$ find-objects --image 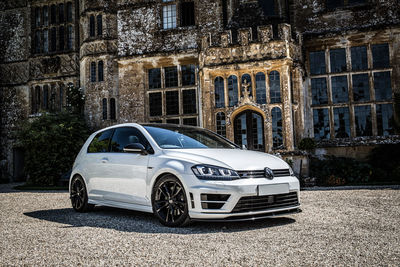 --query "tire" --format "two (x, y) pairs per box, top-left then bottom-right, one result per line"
(151, 175), (191, 227)
(70, 175), (94, 212)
